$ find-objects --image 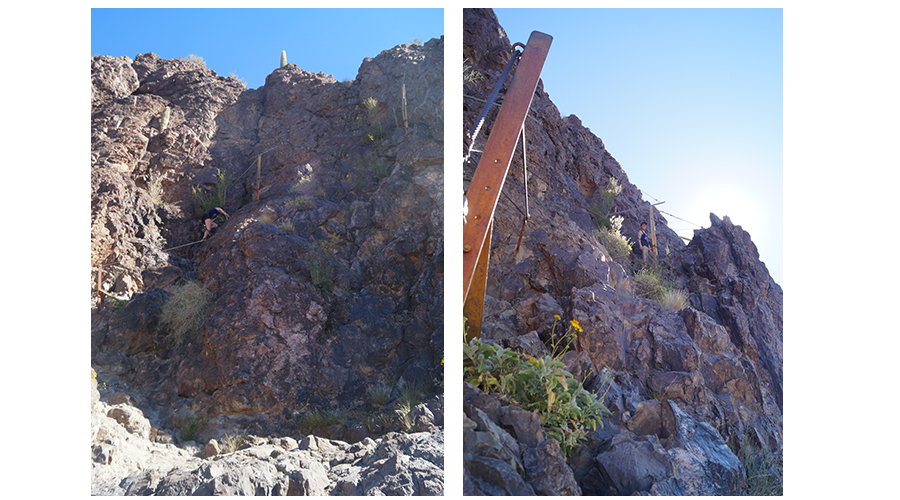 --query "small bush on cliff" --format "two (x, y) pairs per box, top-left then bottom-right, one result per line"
(192, 168), (230, 217)
(186, 54), (205, 66)
(295, 408), (347, 434)
(307, 235), (339, 291)
(228, 72), (246, 86)
(394, 401), (414, 432)
(741, 437), (783, 495)
(463, 60), (482, 87)
(179, 414), (208, 442)
(589, 179), (631, 263)
(367, 154), (389, 178)
(159, 280), (212, 347)
(220, 432), (247, 454)
(464, 333), (611, 457)
(660, 288), (688, 310)
(367, 382), (392, 408)
(591, 177), (623, 230)
(633, 264), (688, 310)
(360, 97), (385, 142)
(147, 170), (164, 205)
(594, 215), (633, 263)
